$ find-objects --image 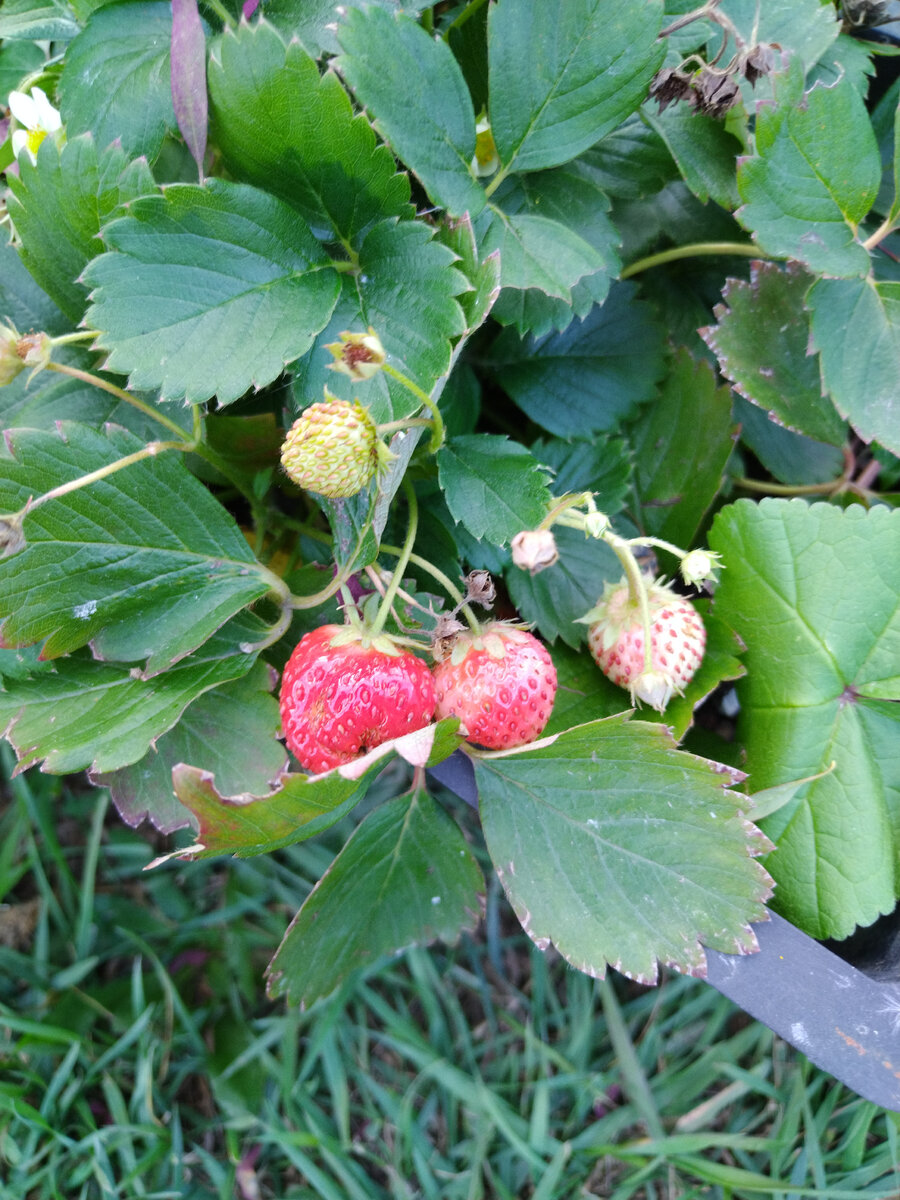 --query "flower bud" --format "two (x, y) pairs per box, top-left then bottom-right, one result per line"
(632, 669), (676, 713)
(0, 325), (24, 387)
(471, 117), (500, 177)
(325, 327), (386, 381)
(582, 509), (610, 538)
(511, 529), (559, 574)
(680, 548), (722, 588)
